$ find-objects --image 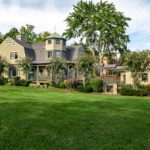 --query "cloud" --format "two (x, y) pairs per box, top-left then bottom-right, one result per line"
(0, 0), (150, 50)
(1, 0), (78, 11)
(0, 0), (69, 34)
